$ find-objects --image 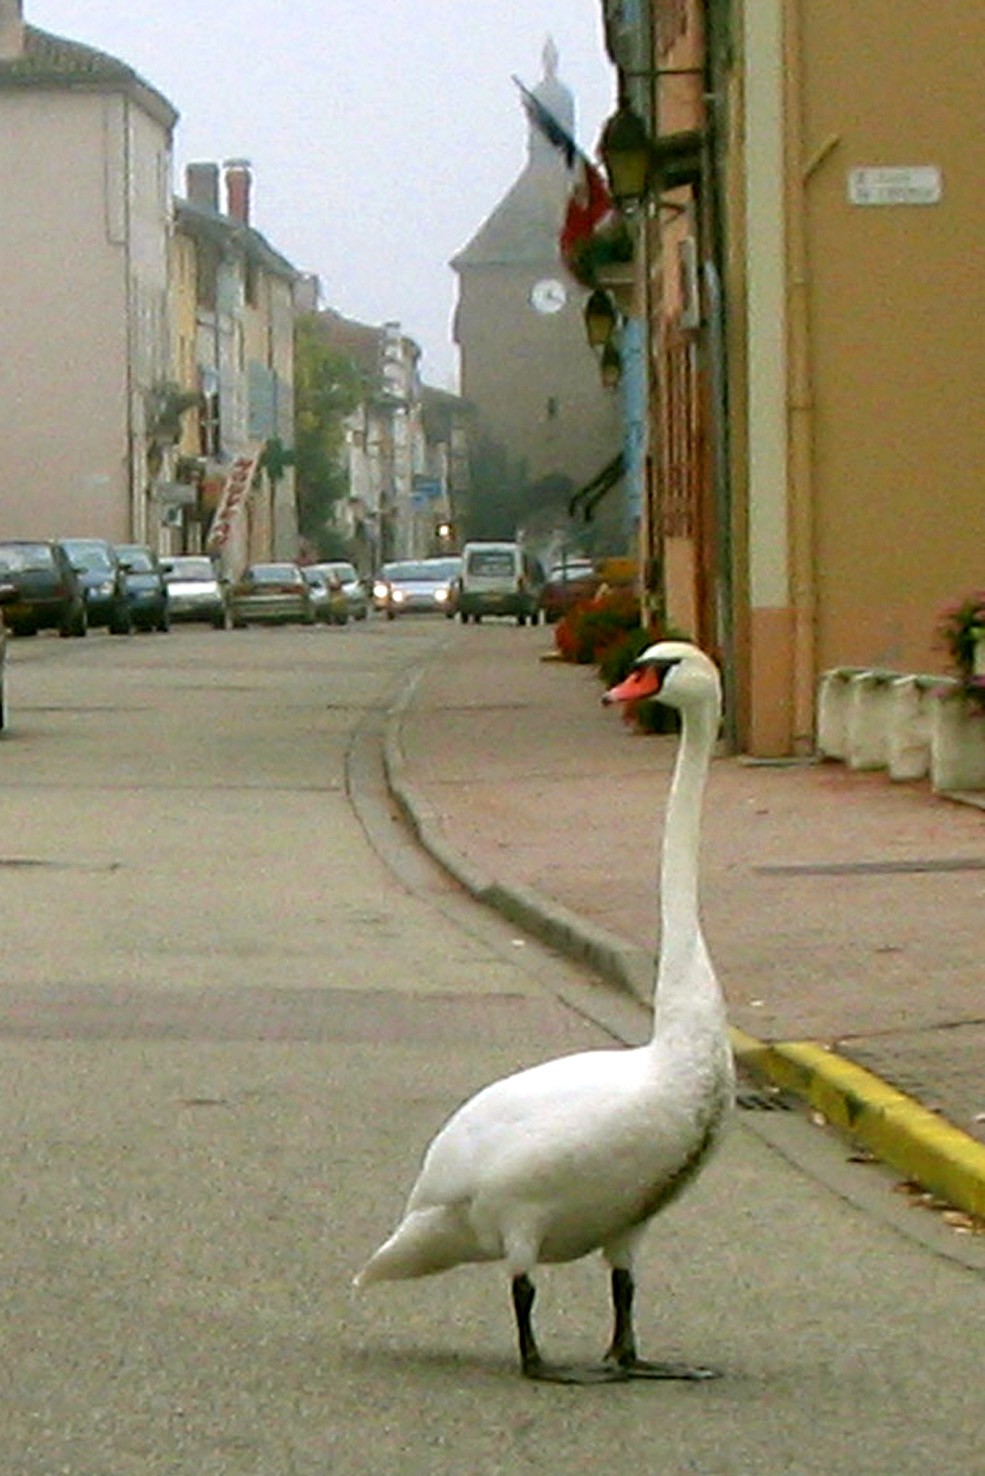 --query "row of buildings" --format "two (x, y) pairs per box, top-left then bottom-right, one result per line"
(7, 0), (976, 761)
(0, 1), (466, 580)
